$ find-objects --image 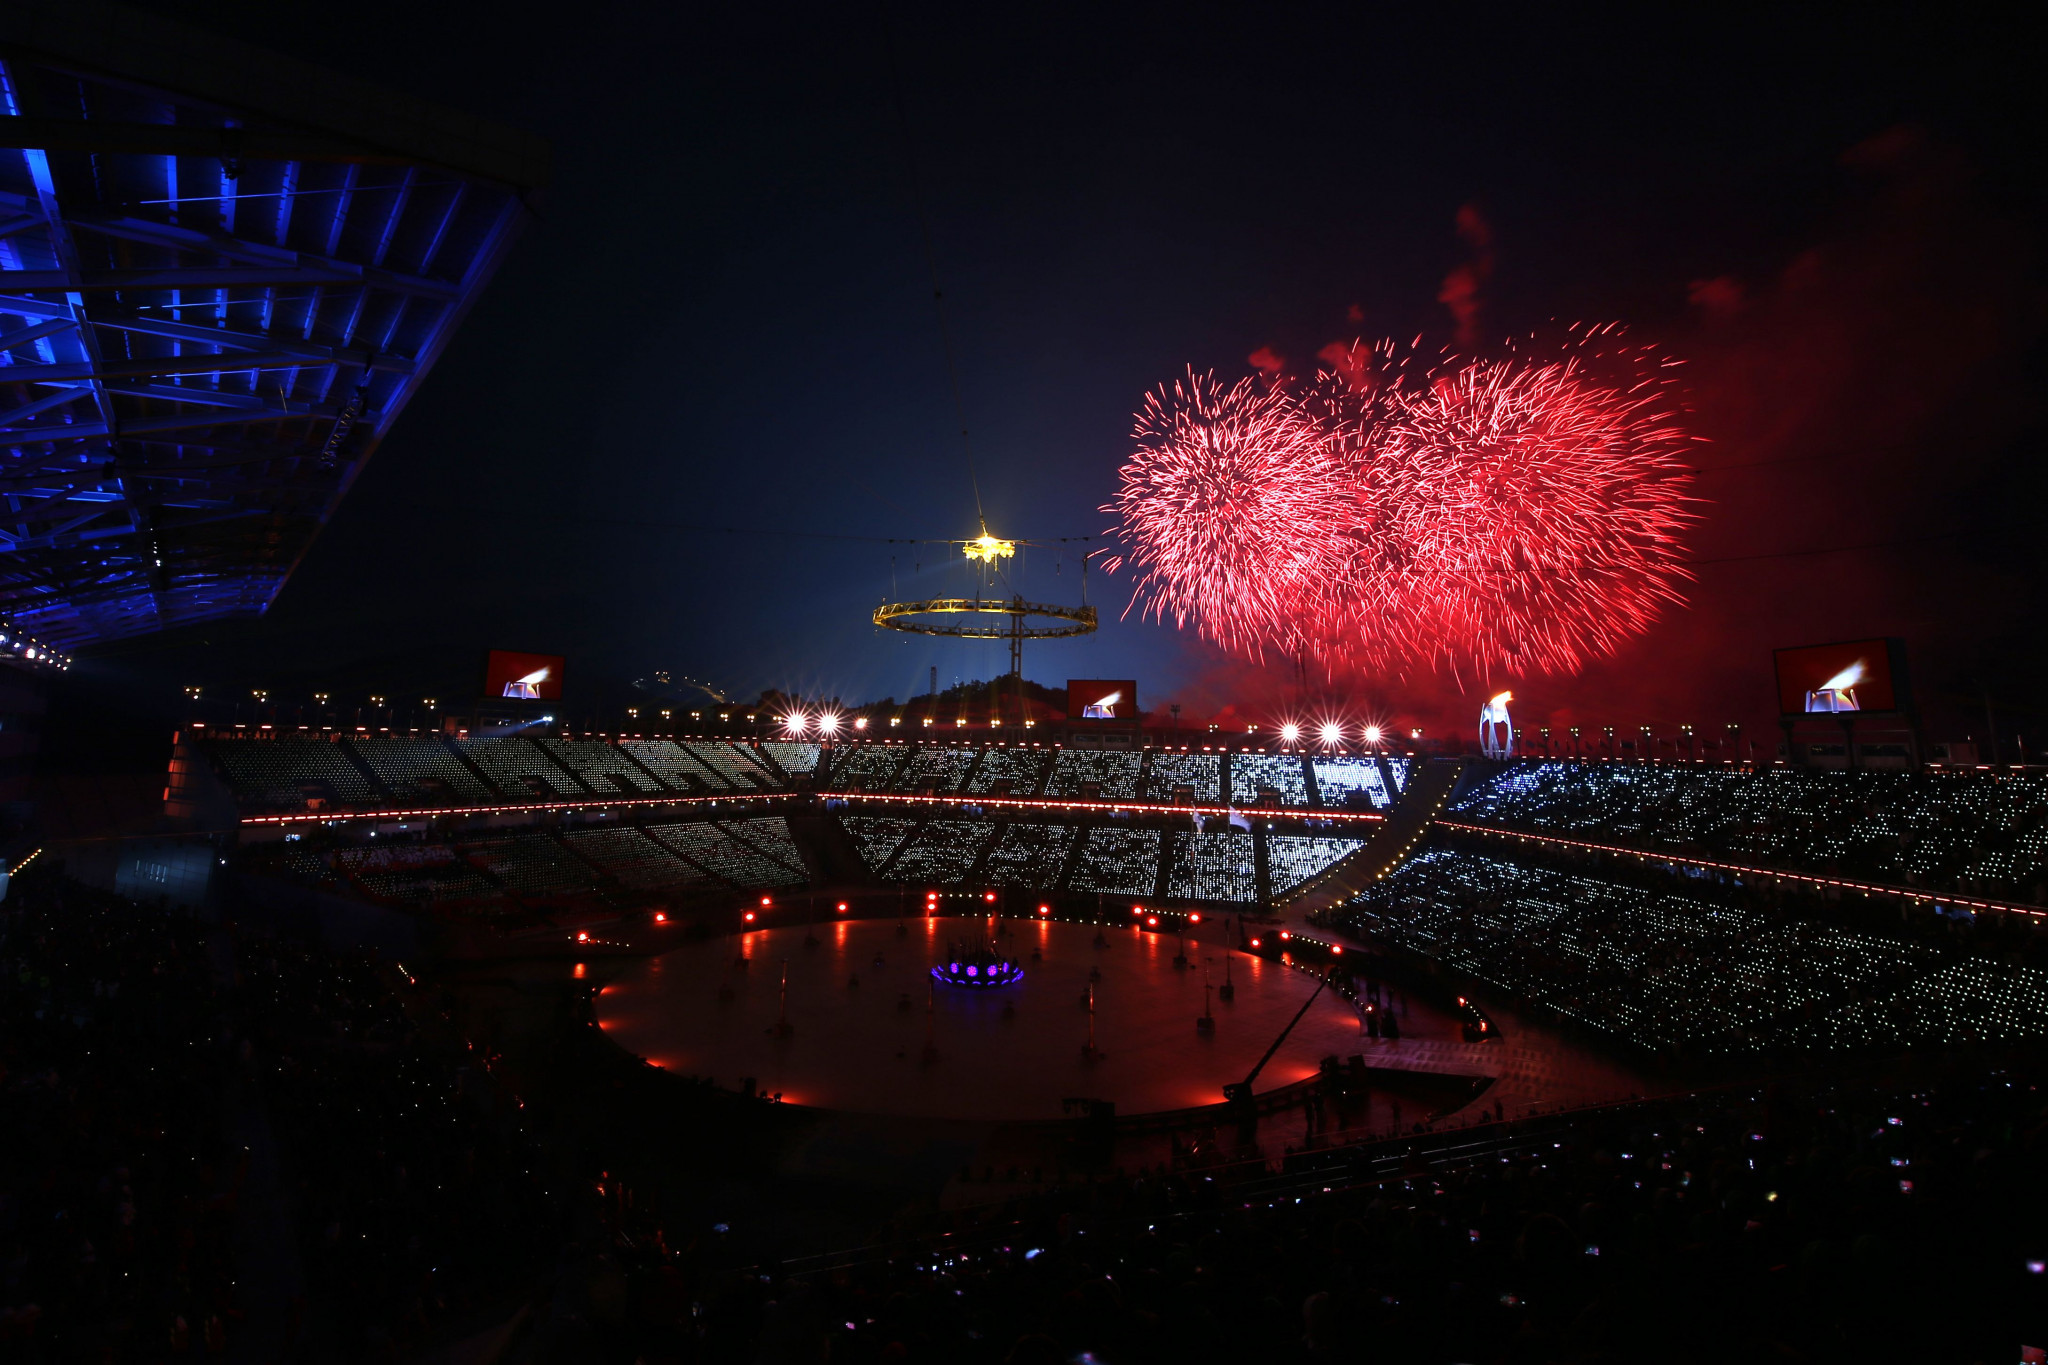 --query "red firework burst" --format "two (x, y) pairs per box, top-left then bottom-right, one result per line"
(1110, 369), (1353, 659)
(1107, 327), (1698, 680)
